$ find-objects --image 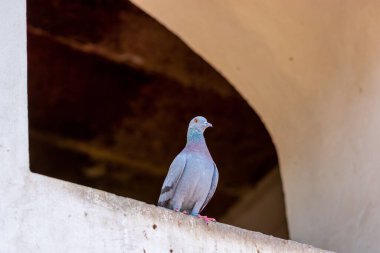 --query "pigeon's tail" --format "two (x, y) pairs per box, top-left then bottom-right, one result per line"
(157, 200), (169, 208)
(157, 186), (173, 207)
